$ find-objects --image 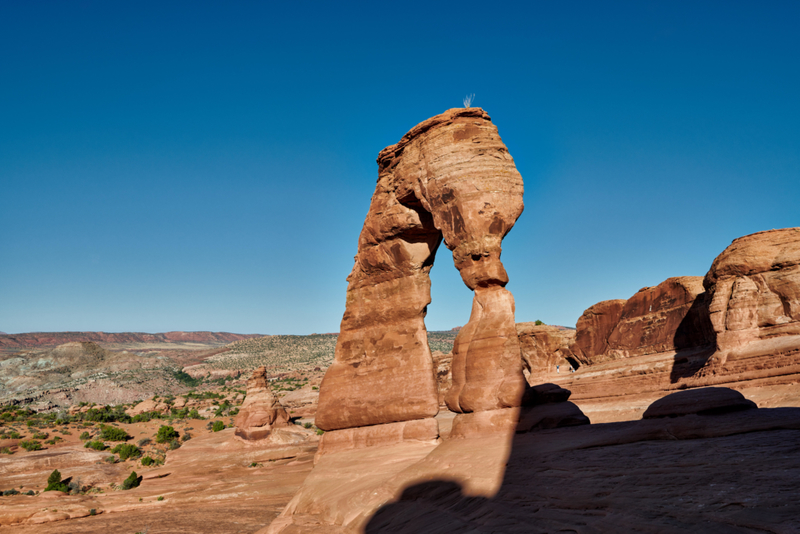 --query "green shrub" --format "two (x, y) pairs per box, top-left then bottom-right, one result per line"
(79, 431), (91, 441)
(45, 469), (69, 492)
(168, 439), (181, 450)
(303, 422), (312, 429)
(20, 440), (42, 451)
(188, 409), (201, 419)
(8, 431), (21, 439)
(98, 425), (130, 442)
(211, 421), (225, 432)
(0, 447), (12, 455)
(138, 438), (151, 447)
(140, 456), (154, 466)
(111, 444), (142, 461)
(535, 319), (544, 326)
(316, 429), (324, 435)
(120, 471), (141, 490)
(3, 489), (20, 496)
(31, 431), (48, 440)
(85, 440), (107, 451)
(157, 495), (164, 501)
(155, 425), (179, 443)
